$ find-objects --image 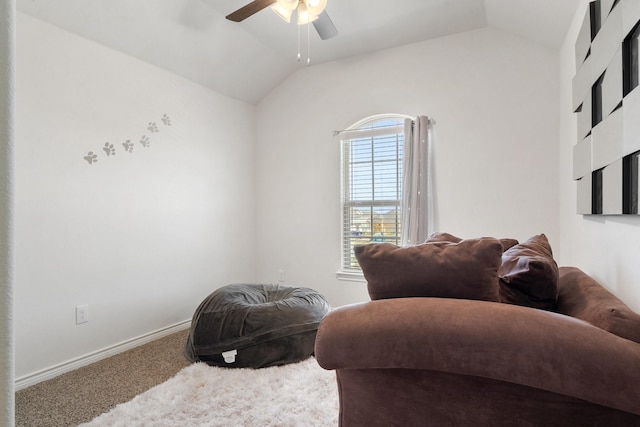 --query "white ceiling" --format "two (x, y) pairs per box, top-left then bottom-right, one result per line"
(17, 0), (582, 104)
